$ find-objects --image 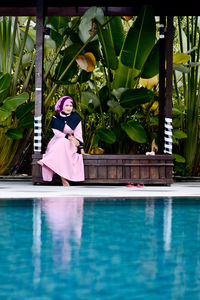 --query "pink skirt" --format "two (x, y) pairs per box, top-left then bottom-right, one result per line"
(41, 136), (85, 182)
